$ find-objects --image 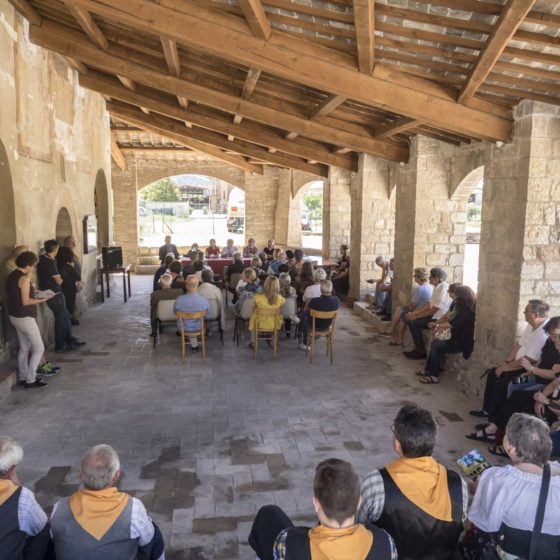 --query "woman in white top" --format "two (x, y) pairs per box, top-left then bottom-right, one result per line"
(302, 268), (327, 303)
(464, 413), (560, 560)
